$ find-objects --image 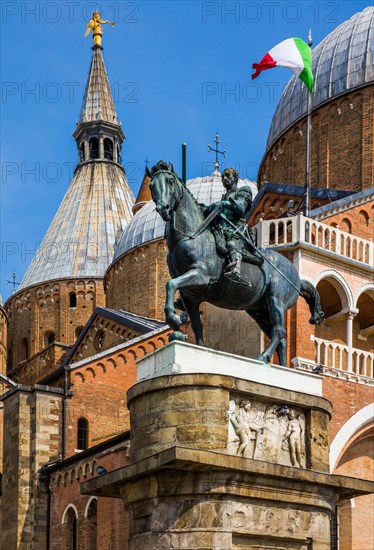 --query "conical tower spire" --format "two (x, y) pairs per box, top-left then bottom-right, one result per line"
(18, 23), (133, 292)
(80, 46), (118, 125)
